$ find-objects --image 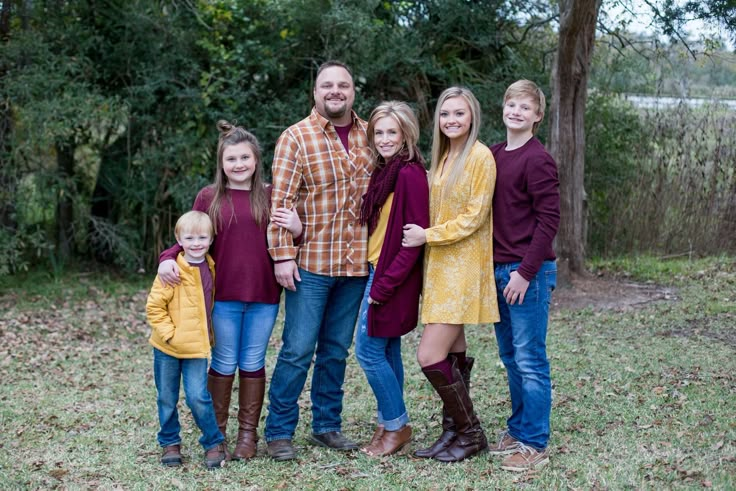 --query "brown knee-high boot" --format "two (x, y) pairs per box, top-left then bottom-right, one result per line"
(423, 360), (487, 463)
(232, 376), (265, 460)
(415, 356), (475, 458)
(208, 373), (234, 460)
